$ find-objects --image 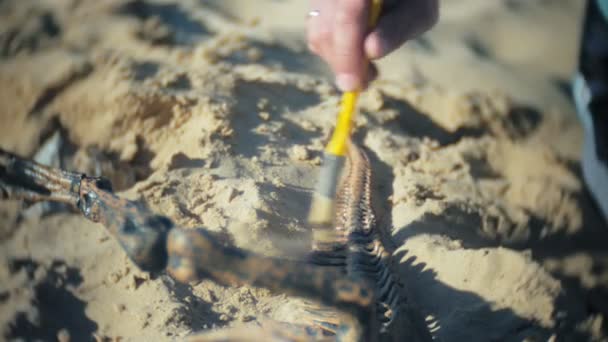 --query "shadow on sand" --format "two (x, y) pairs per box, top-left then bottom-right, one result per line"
(355, 93), (607, 340)
(6, 259), (98, 341)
